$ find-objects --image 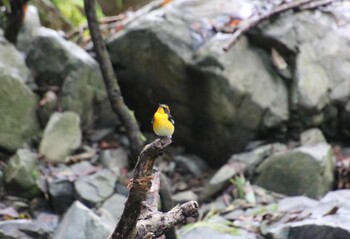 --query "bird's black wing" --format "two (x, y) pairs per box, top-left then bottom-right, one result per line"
(168, 114), (175, 125)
